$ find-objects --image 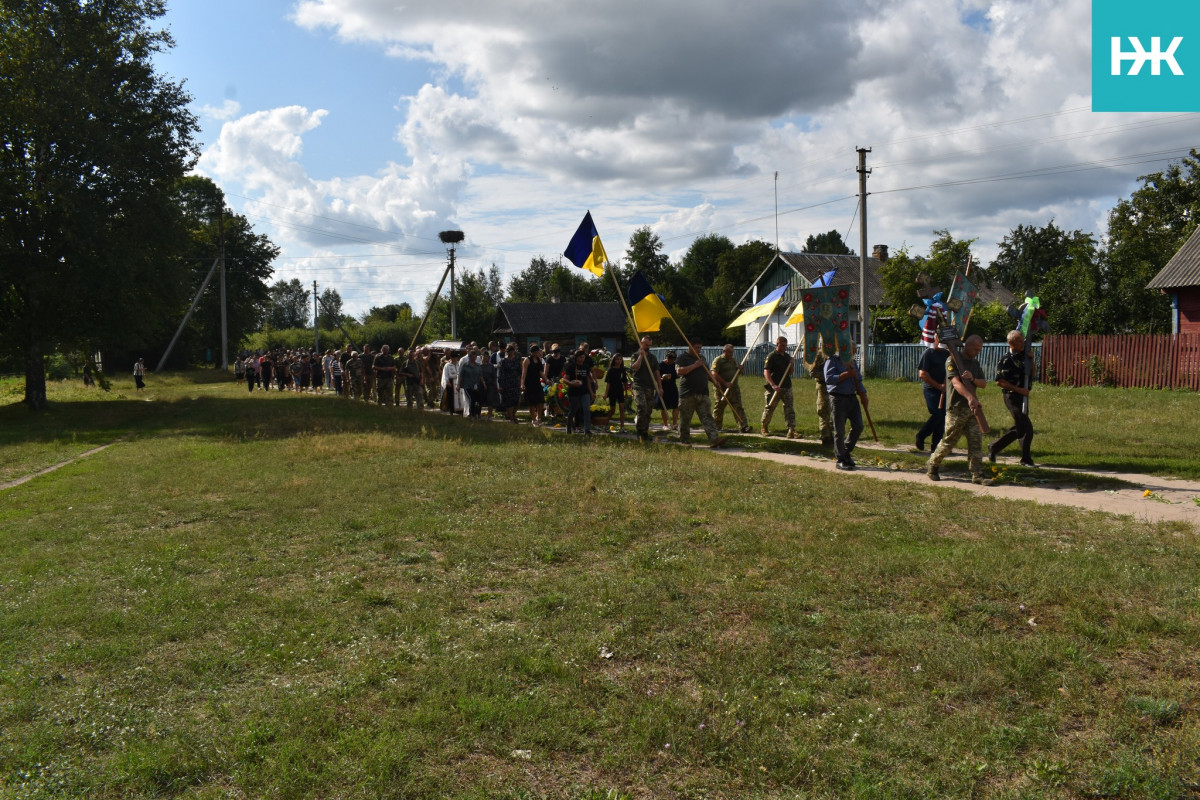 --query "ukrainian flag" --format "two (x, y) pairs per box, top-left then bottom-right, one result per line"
(564, 211), (608, 277)
(627, 271), (672, 333)
(727, 282), (788, 328)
